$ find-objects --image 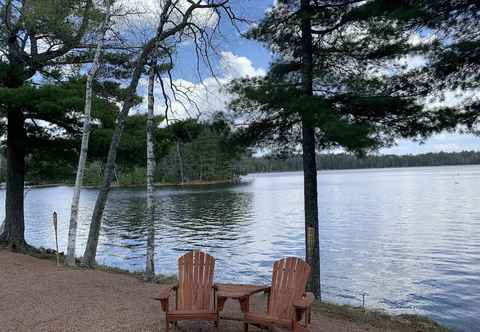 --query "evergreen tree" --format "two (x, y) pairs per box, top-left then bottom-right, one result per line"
(0, 0), (98, 249)
(229, 0), (460, 298)
(400, 1), (480, 130)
